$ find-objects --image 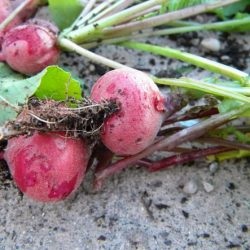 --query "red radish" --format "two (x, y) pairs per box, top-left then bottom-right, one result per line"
(1, 22), (60, 75)
(90, 68), (165, 155)
(3, 132), (89, 202)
